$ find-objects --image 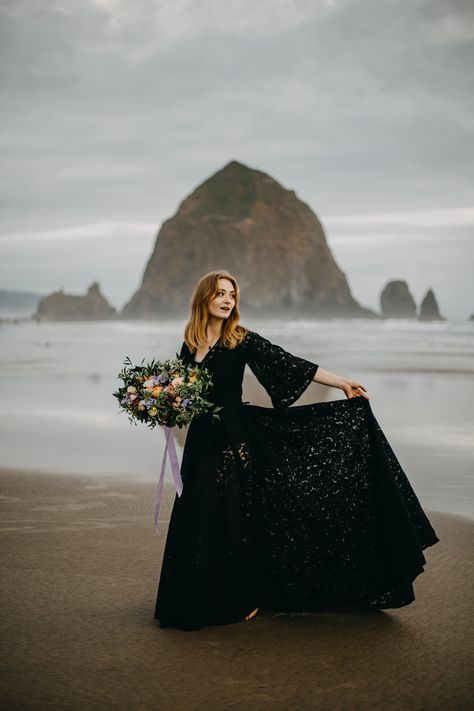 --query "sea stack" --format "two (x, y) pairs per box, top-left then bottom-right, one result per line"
(120, 160), (377, 319)
(34, 282), (117, 321)
(380, 280), (417, 319)
(418, 288), (446, 321)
